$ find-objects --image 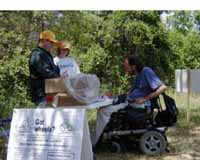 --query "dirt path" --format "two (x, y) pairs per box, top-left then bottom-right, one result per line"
(95, 125), (200, 160)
